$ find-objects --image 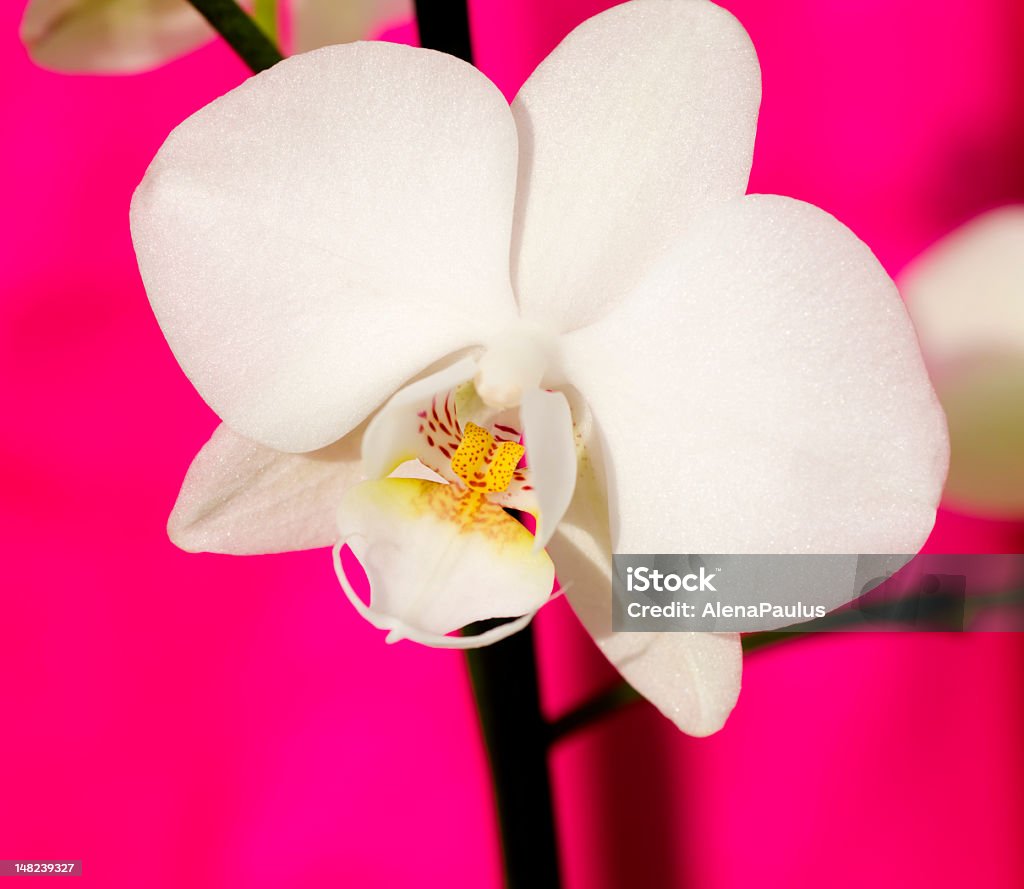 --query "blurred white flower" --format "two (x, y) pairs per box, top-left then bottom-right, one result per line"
(901, 207), (1024, 515)
(20, 0), (410, 74)
(131, 0), (947, 734)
